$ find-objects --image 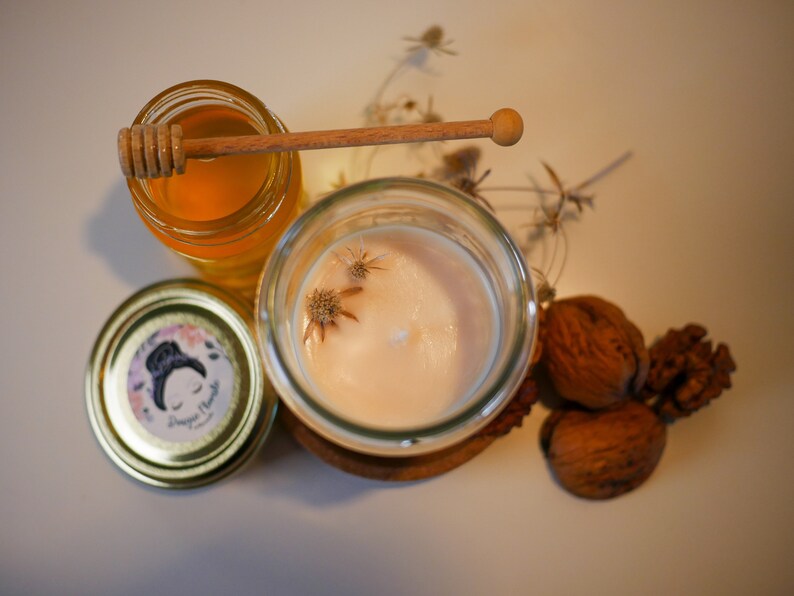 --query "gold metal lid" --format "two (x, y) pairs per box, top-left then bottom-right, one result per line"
(86, 279), (275, 488)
